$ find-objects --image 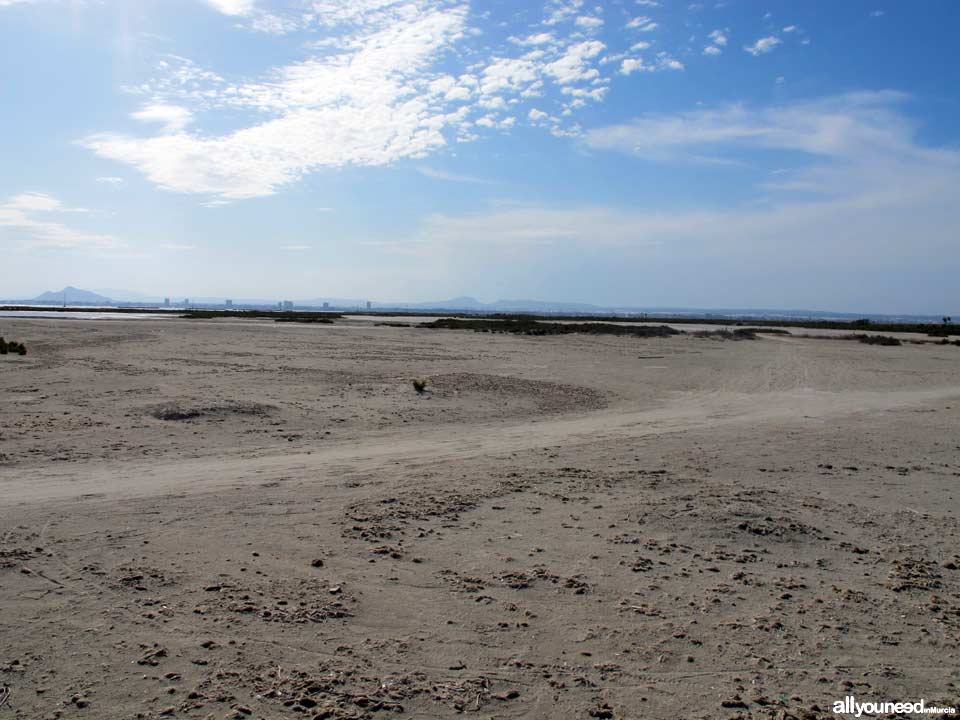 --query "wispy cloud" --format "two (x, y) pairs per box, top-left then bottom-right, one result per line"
(583, 92), (922, 166)
(131, 103), (193, 134)
(625, 16), (658, 32)
(82, 0), (623, 199)
(744, 36), (782, 56)
(417, 166), (492, 184)
(204, 0), (254, 16)
(0, 192), (123, 250)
